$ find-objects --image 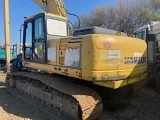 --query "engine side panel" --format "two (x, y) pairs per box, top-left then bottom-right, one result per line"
(23, 34), (147, 89)
(81, 34), (147, 81)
